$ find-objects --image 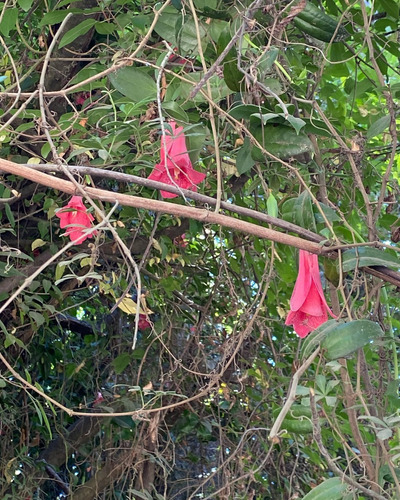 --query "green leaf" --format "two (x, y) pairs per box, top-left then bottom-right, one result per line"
(42, 279), (52, 293)
(172, 71), (232, 105)
(154, 7), (206, 54)
(18, 0), (33, 11)
(194, 0), (217, 9)
(322, 319), (383, 360)
(303, 118), (336, 136)
(95, 20), (116, 35)
(112, 415), (137, 429)
(300, 320), (339, 360)
(367, 115), (391, 139)
(236, 137), (255, 175)
(300, 478), (347, 500)
(0, 262), (23, 278)
(282, 192), (317, 232)
(223, 59), (243, 92)
(253, 112), (280, 125)
(55, 263), (66, 282)
(0, 8), (18, 36)
(380, 0), (399, 18)
(126, 490), (153, 500)
(163, 101), (188, 122)
(314, 202), (341, 223)
(267, 192), (278, 218)
(0, 320), (7, 336)
(376, 428), (393, 441)
(4, 332), (24, 349)
(109, 67), (156, 103)
(274, 405), (315, 434)
(38, 10), (71, 27)
(30, 393), (52, 439)
(342, 247), (400, 272)
(185, 123), (208, 164)
(32, 238), (46, 251)
(5, 203), (15, 228)
(251, 125), (313, 160)
(229, 104), (268, 120)
(260, 47), (279, 71)
(112, 353), (131, 374)
(218, 30), (243, 92)
(30, 311), (46, 328)
(285, 115), (306, 134)
(58, 19), (97, 49)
